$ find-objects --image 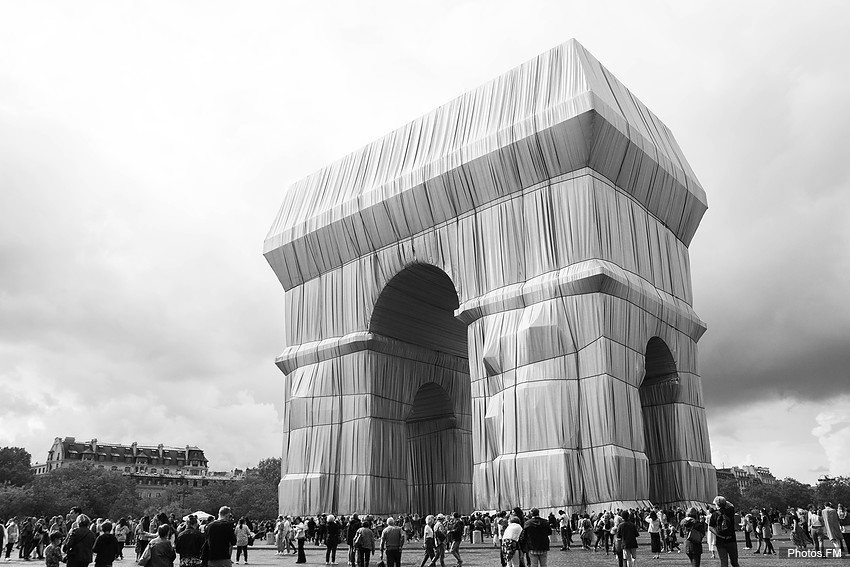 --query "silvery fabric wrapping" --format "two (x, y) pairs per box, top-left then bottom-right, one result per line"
(265, 39), (716, 515)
